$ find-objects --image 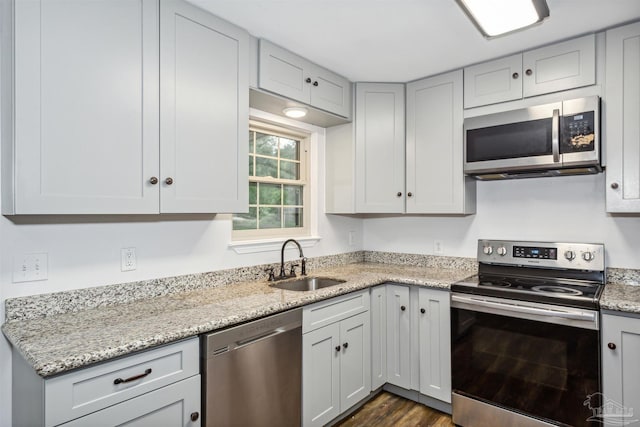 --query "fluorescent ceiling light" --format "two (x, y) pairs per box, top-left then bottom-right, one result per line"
(282, 107), (308, 118)
(457, 0), (550, 38)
